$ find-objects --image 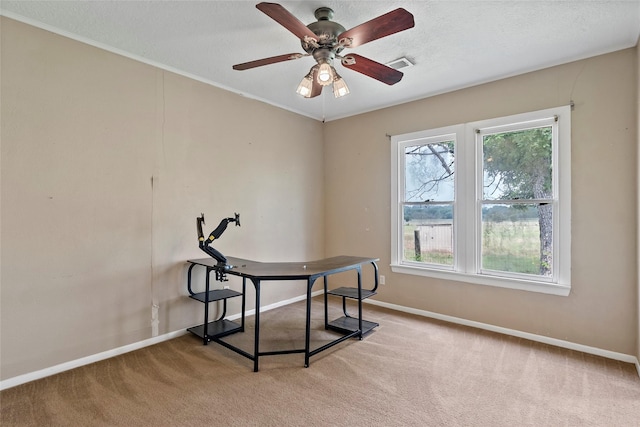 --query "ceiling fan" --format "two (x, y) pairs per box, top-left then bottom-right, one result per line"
(232, 2), (415, 99)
